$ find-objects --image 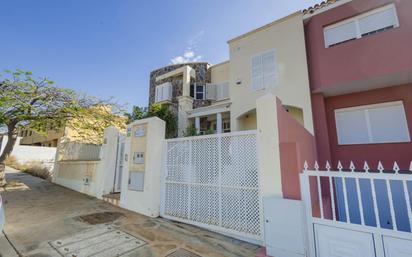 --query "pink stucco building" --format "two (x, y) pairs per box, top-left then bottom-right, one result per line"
(304, 0), (412, 170)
